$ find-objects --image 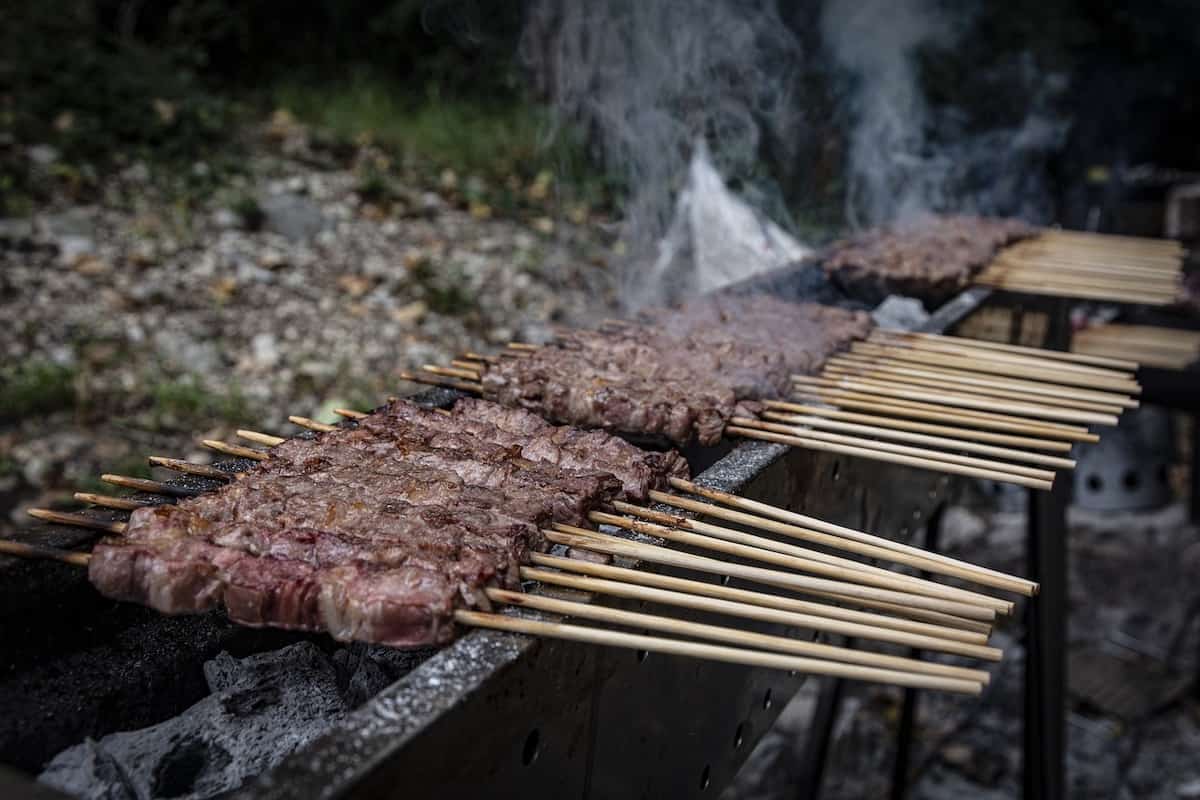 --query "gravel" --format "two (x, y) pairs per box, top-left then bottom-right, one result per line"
(0, 129), (619, 524)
